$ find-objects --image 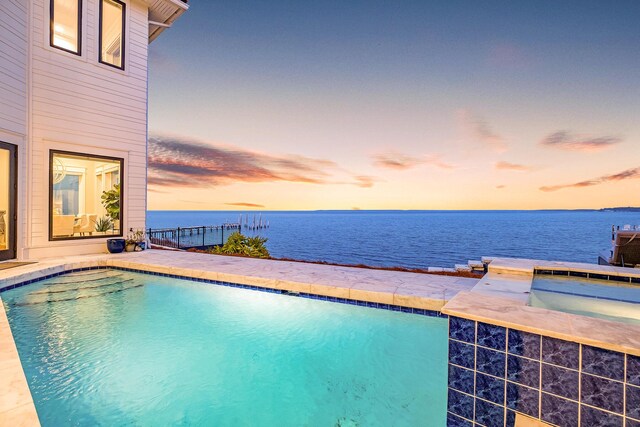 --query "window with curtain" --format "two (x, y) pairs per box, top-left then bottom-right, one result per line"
(50, 0), (81, 54)
(100, 0), (125, 69)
